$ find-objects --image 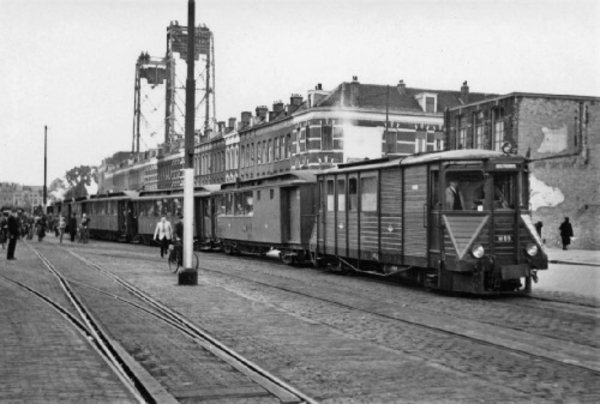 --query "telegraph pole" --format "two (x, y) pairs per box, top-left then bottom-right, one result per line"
(178, 0), (198, 285)
(43, 125), (47, 213)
